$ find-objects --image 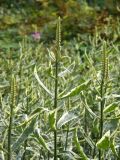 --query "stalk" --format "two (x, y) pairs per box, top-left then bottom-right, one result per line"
(54, 58), (58, 160)
(18, 45), (22, 104)
(98, 79), (104, 160)
(8, 76), (16, 160)
(54, 17), (61, 160)
(99, 79), (105, 139)
(8, 107), (13, 160)
(99, 41), (108, 160)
